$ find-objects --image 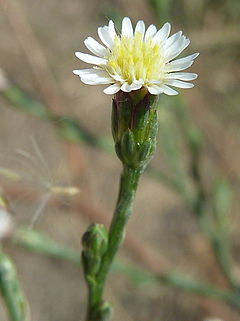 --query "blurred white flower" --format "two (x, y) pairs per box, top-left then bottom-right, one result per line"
(0, 68), (10, 91)
(73, 17), (199, 95)
(0, 201), (13, 239)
